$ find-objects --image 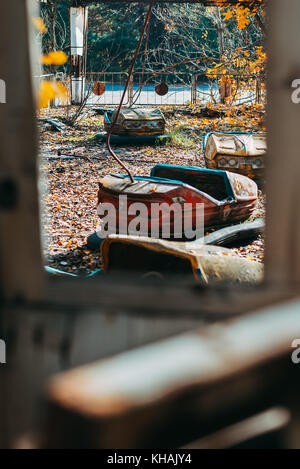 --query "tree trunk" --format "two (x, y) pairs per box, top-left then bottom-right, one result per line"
(47, 0), (60, 75)
(216, 7), (224, 60)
